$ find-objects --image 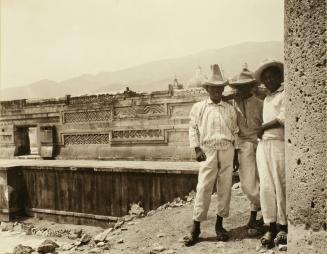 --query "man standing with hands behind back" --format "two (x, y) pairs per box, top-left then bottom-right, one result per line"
(184, 64), (239, 246)
(229, 65), (263, 236)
